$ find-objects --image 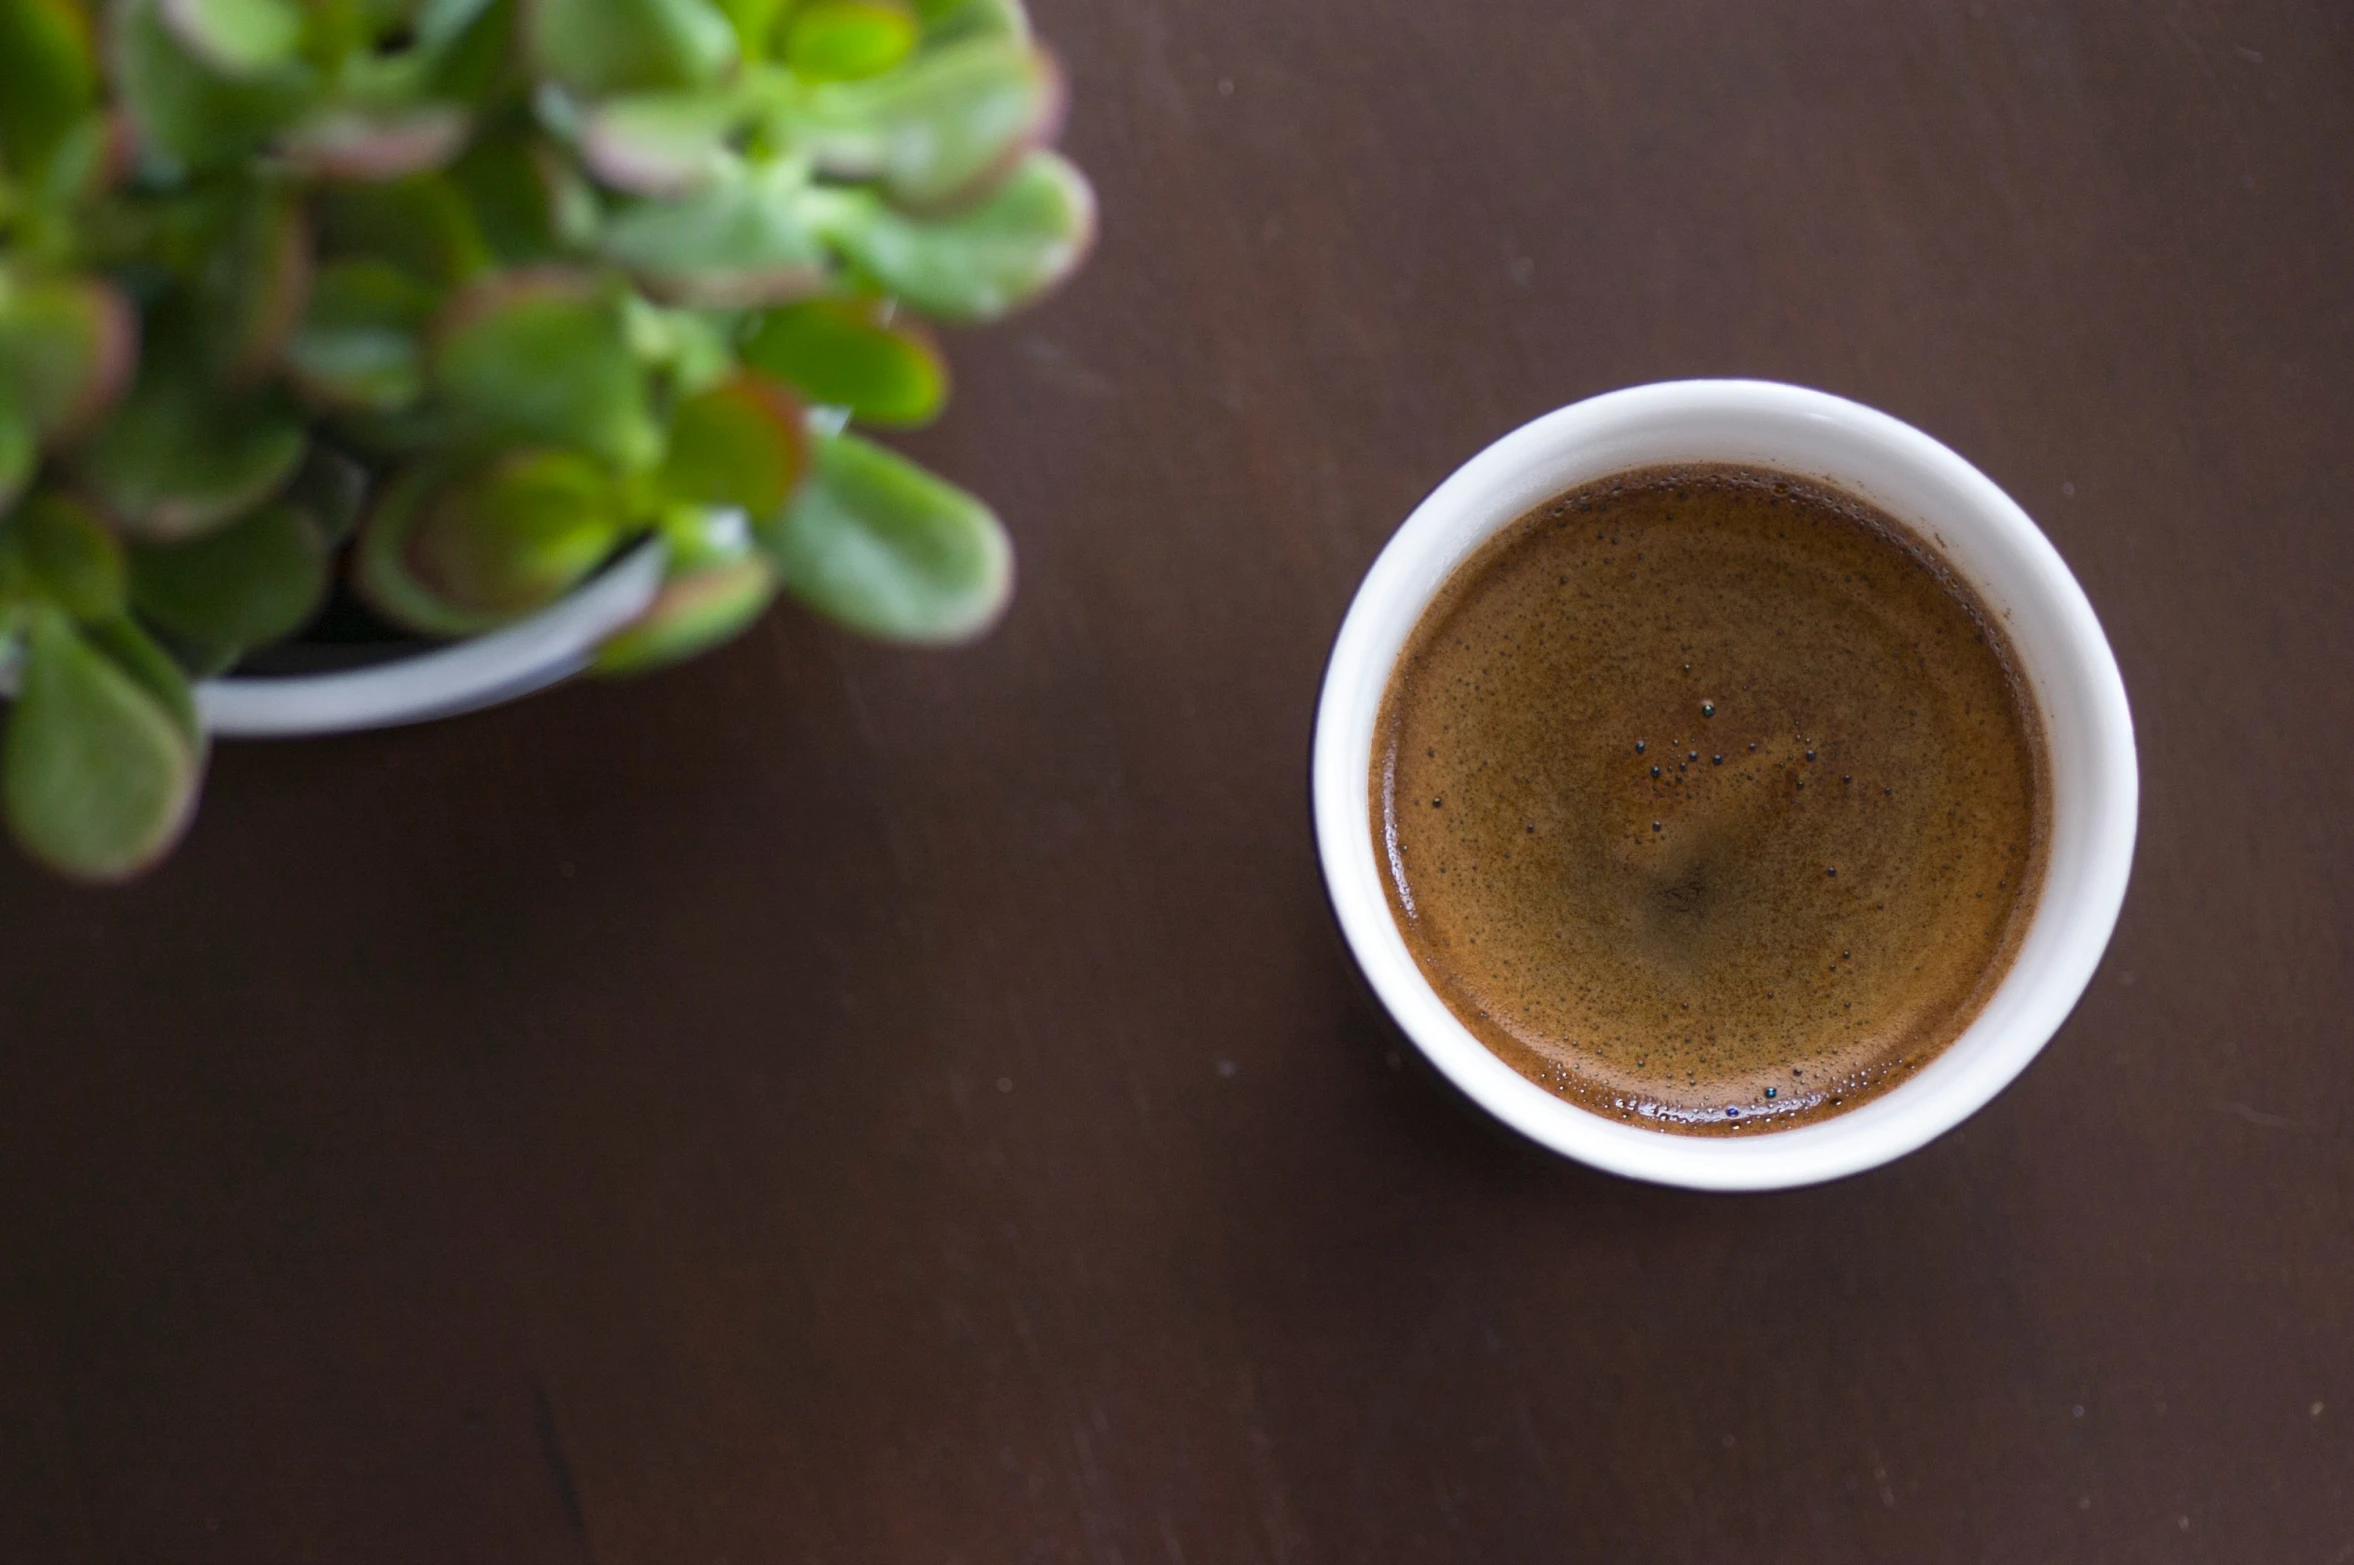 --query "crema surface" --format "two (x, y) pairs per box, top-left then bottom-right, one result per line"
(1374, 466), (2048, 1133)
